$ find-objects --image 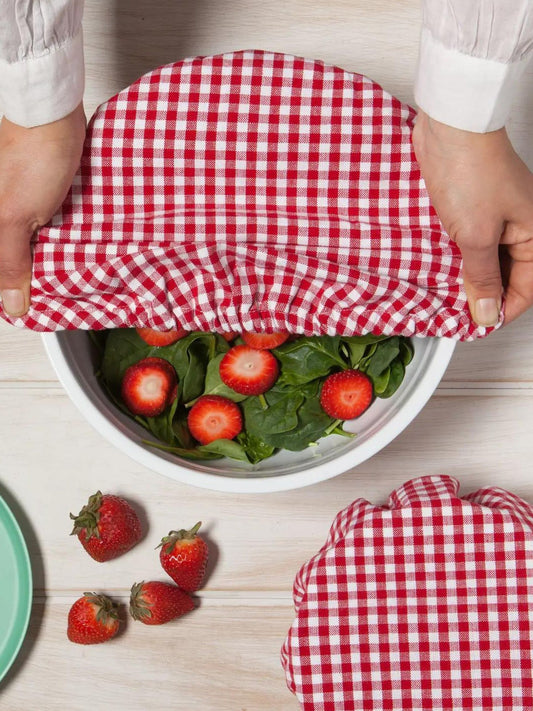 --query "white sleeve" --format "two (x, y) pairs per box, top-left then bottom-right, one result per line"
(0, 0), (85, 128)
(414, 0), (533, 132)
